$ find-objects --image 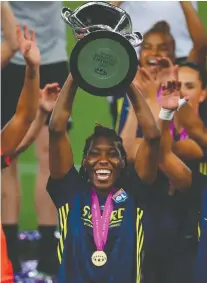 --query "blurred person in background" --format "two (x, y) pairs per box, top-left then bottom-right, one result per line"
(175, 63), (207, 283)
(1, 1), (68, 279)
(11, 83), (60, 282)
(114, 1), (207, 281)
(112, 1), (206, 128)
(118, 62), (206, 283)
(117, 52), (207, 283)
(1, 20), (40, 282)
(112, 0), (198, 61)
(1, 1), (19, 68)
(116, 1), (207, 136)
